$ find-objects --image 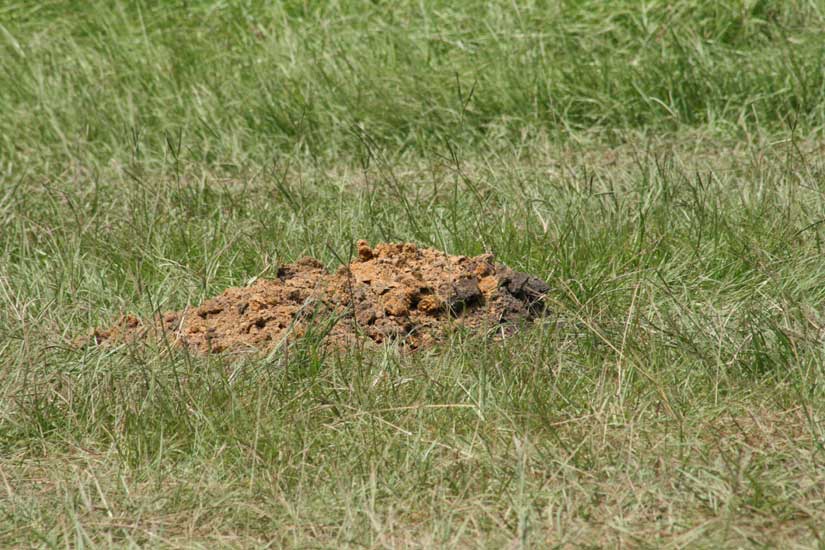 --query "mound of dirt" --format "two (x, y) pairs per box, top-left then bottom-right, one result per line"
(92, 241), (551, 354)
